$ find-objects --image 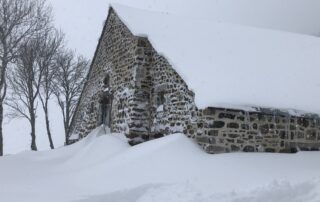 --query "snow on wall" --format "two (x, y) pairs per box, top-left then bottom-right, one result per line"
(112, 4), (320, 115)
